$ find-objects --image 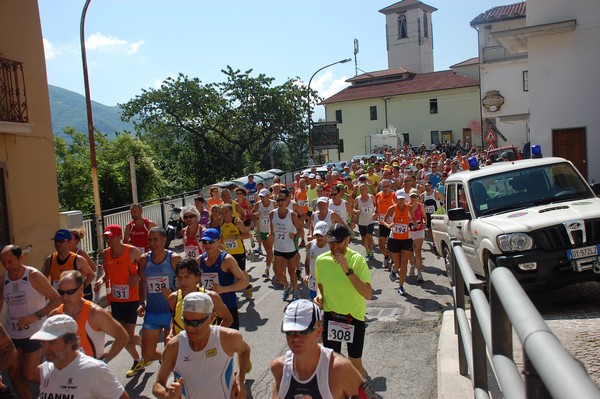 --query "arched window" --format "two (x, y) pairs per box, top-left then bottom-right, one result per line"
(398, 13), (407, 39)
